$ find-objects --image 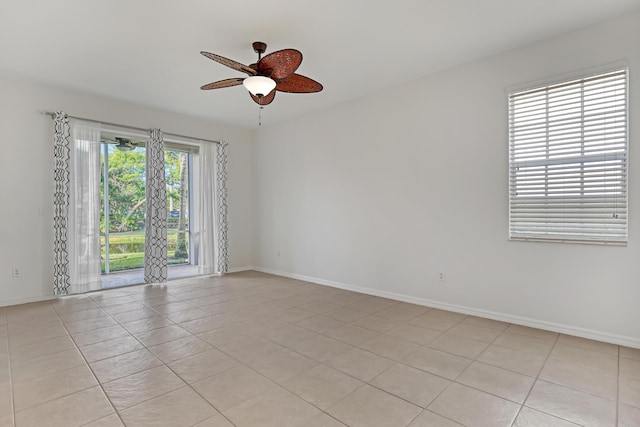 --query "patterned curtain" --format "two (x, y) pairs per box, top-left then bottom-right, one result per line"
(144, 129), (168, 283)
(216, 141), (229, 273)
(53, 112), (71, 295)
